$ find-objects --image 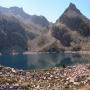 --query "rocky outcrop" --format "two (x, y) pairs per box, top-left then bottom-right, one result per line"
(56, 3), (90, 37)
(51, 3), (90, 51)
